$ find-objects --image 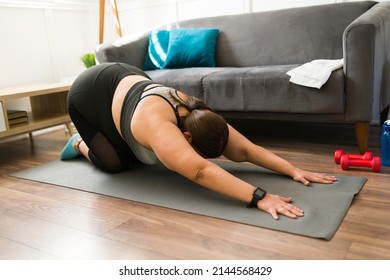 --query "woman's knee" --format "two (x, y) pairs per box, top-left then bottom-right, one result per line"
(101, 162), (128, 174)
(88, 152), (128, 173)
